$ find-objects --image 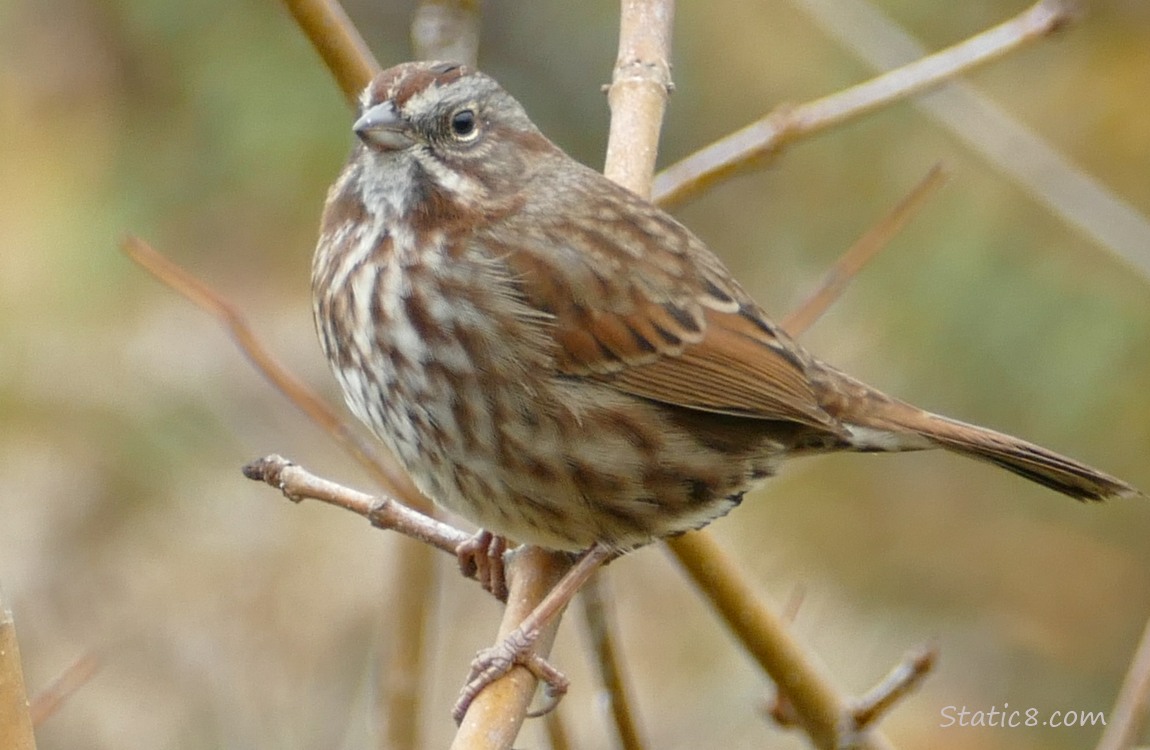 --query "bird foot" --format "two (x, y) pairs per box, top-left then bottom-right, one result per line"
(452, 625), (569, 724)
(456, 530), (509, 601)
